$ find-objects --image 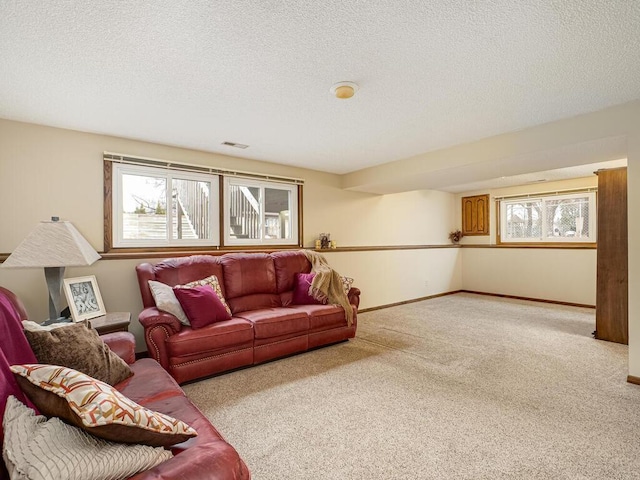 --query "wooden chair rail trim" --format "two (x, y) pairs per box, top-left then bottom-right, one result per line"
(1, 242), (600, 263)
(462, 244), (596, 249)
